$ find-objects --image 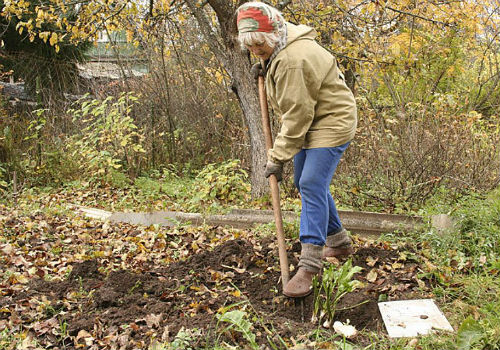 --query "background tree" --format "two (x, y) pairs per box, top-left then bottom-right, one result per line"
(0, 0), (90, 104)
(1, 0), (499, 208)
